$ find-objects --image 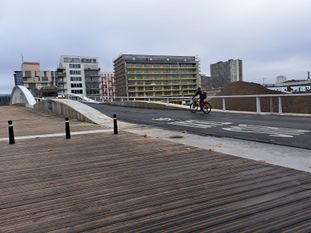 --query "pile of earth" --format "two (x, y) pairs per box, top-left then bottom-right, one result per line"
(209, 81), (311, 113)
